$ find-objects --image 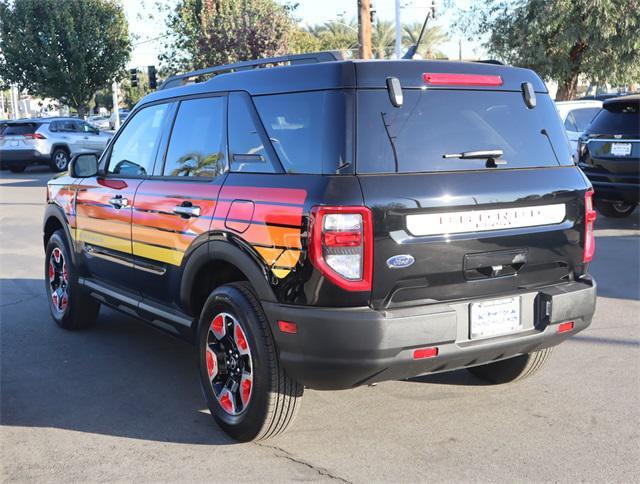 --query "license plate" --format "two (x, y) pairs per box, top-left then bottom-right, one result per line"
(470, 297), (521, 339)
(611, 142), (632, 157)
